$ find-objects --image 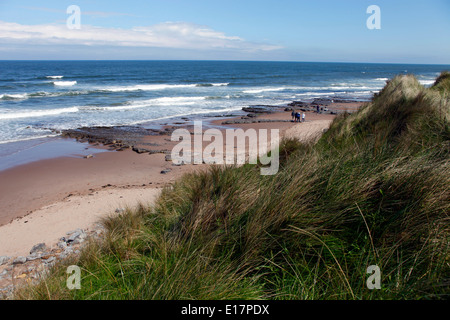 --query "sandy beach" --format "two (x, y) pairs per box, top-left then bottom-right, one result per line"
(0, 101), (362, 295)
